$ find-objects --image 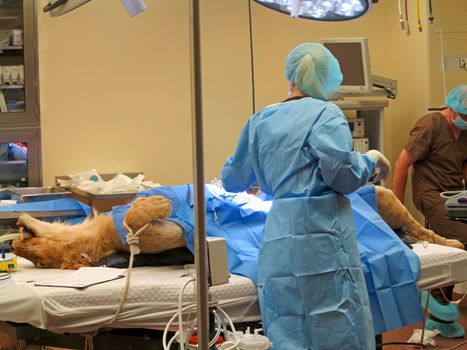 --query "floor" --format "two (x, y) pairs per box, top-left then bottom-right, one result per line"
(382, 292), (467, 349)
(1, 295), (467, 350)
